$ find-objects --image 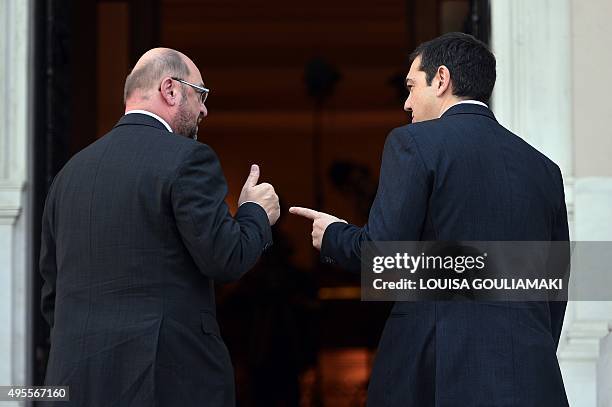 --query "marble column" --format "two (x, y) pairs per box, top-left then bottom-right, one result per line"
(599, 323), (612, 407)
(0, 0), (32, 403)
(490, 0), (572, 178)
